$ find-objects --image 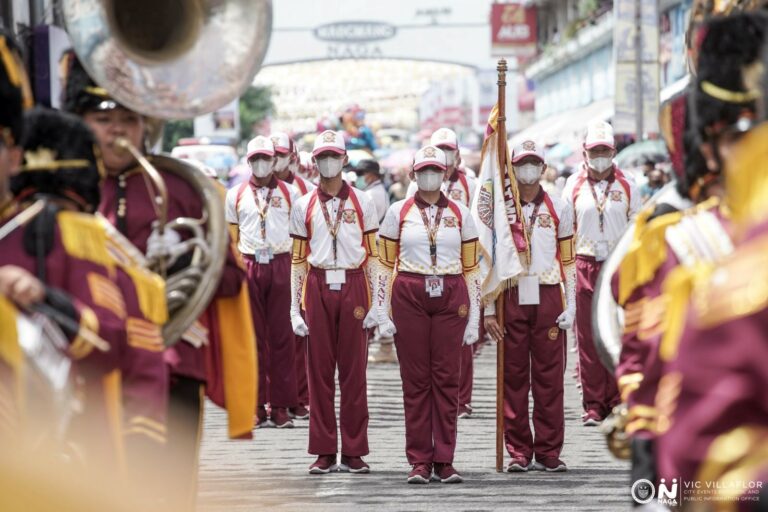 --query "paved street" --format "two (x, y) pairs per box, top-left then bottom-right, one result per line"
(198, 342), (631, 511)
